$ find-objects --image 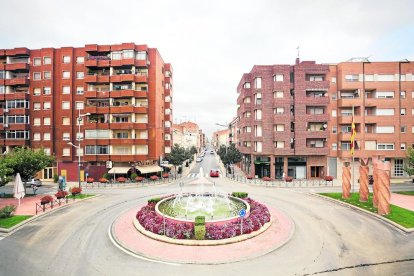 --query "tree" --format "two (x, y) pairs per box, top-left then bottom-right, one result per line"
(404, 146), (414, 176)
(217, 145), (227, 160)
(223, 143), (243, 166)
(190, 146), (198, 155)
(0, 162), (13, 187)
(2, 147), (54, 187)
(165, 144), (187, 179)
